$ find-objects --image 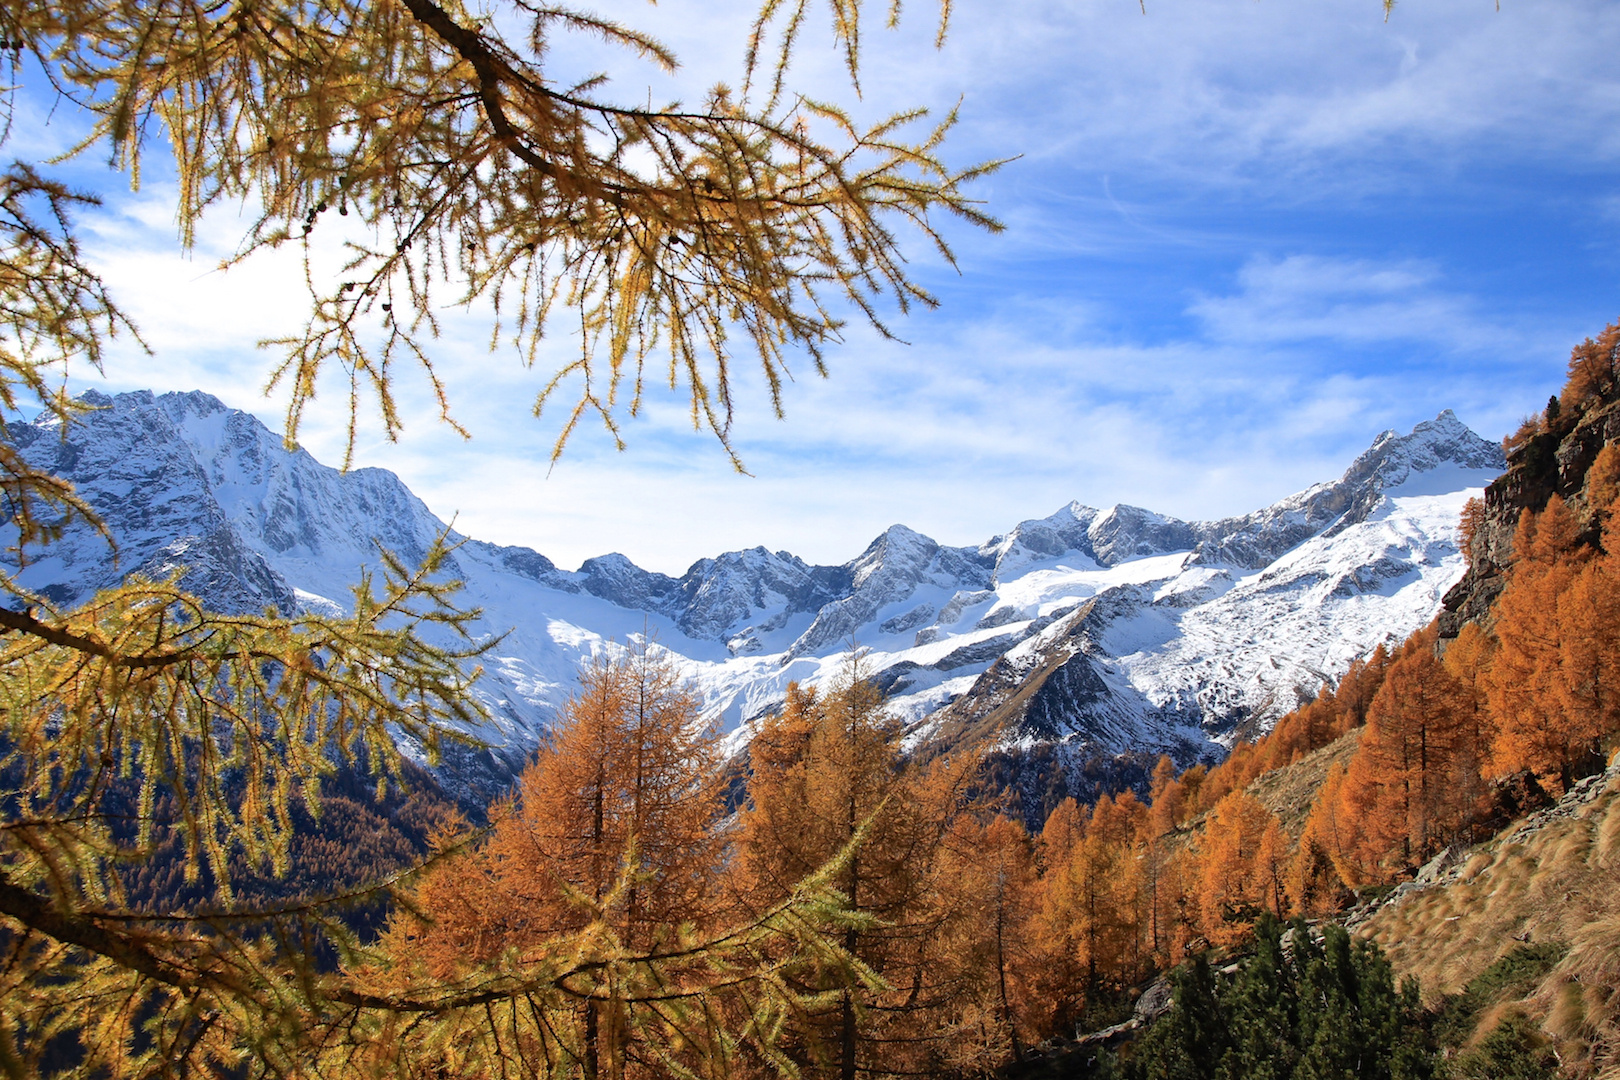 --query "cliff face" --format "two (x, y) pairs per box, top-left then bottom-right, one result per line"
(1440, 393), (1620, 638)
